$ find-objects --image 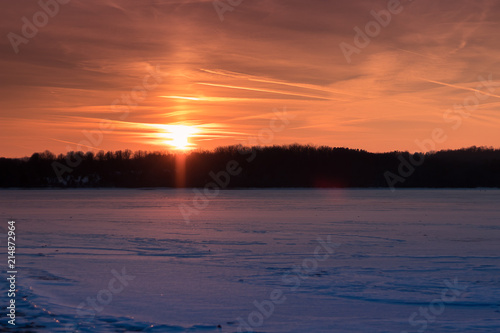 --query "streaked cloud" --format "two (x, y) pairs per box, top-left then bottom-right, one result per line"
(1, 0), (499, 156)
